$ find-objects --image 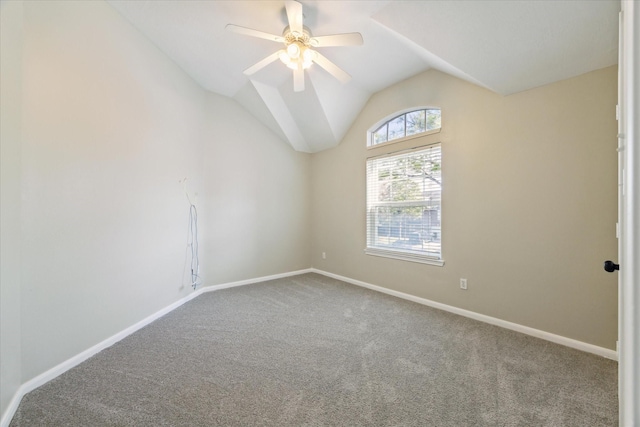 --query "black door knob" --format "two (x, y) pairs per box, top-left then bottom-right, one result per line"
(604, 260), (619, 273)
